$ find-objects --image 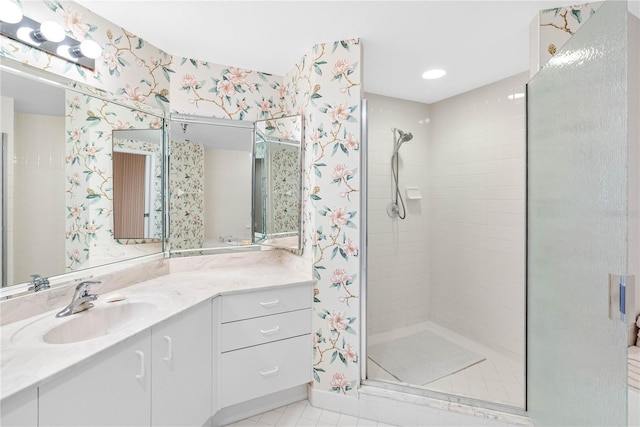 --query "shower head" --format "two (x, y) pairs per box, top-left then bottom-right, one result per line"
(397, 129), (413, 143)
(393, 128), (413, 154)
